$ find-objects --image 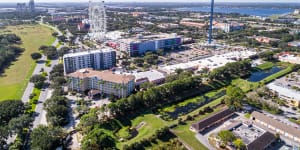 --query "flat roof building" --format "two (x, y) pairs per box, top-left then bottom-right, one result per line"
(119, 33), (182, 56)
(267, 82), (300, 107)
(63, 48), (116, 74)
